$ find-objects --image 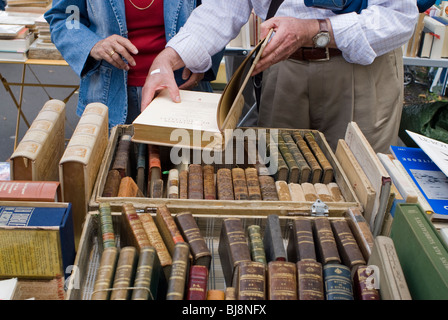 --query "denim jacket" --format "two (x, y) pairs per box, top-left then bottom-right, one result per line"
(45, 0), (223, 128)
